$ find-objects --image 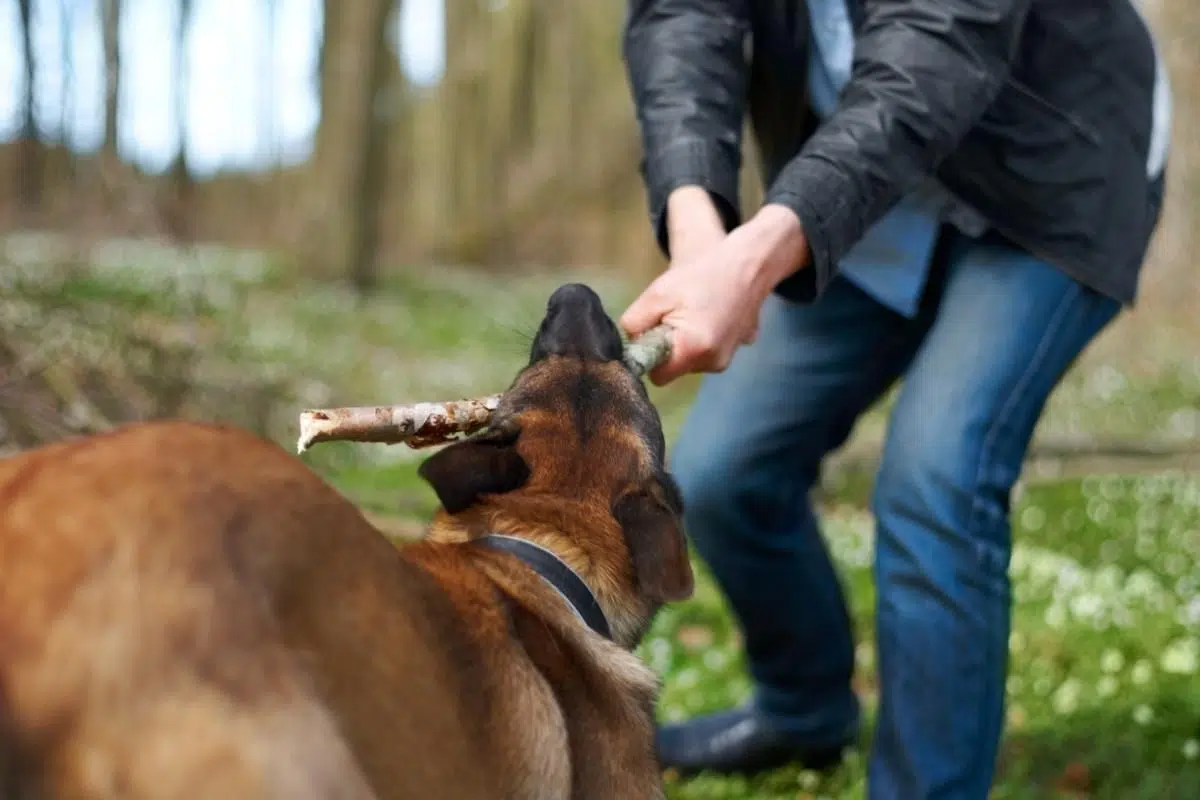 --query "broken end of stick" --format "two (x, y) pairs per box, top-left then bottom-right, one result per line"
(624, 324), (673, 377)
(296, 409), (331, 454)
